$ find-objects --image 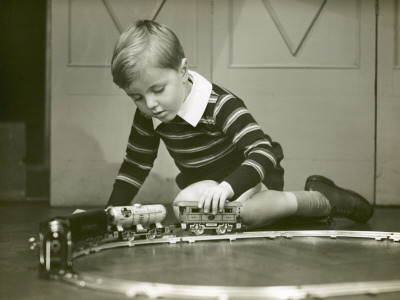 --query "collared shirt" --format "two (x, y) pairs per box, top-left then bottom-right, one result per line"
(152, 70), (212, 129)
